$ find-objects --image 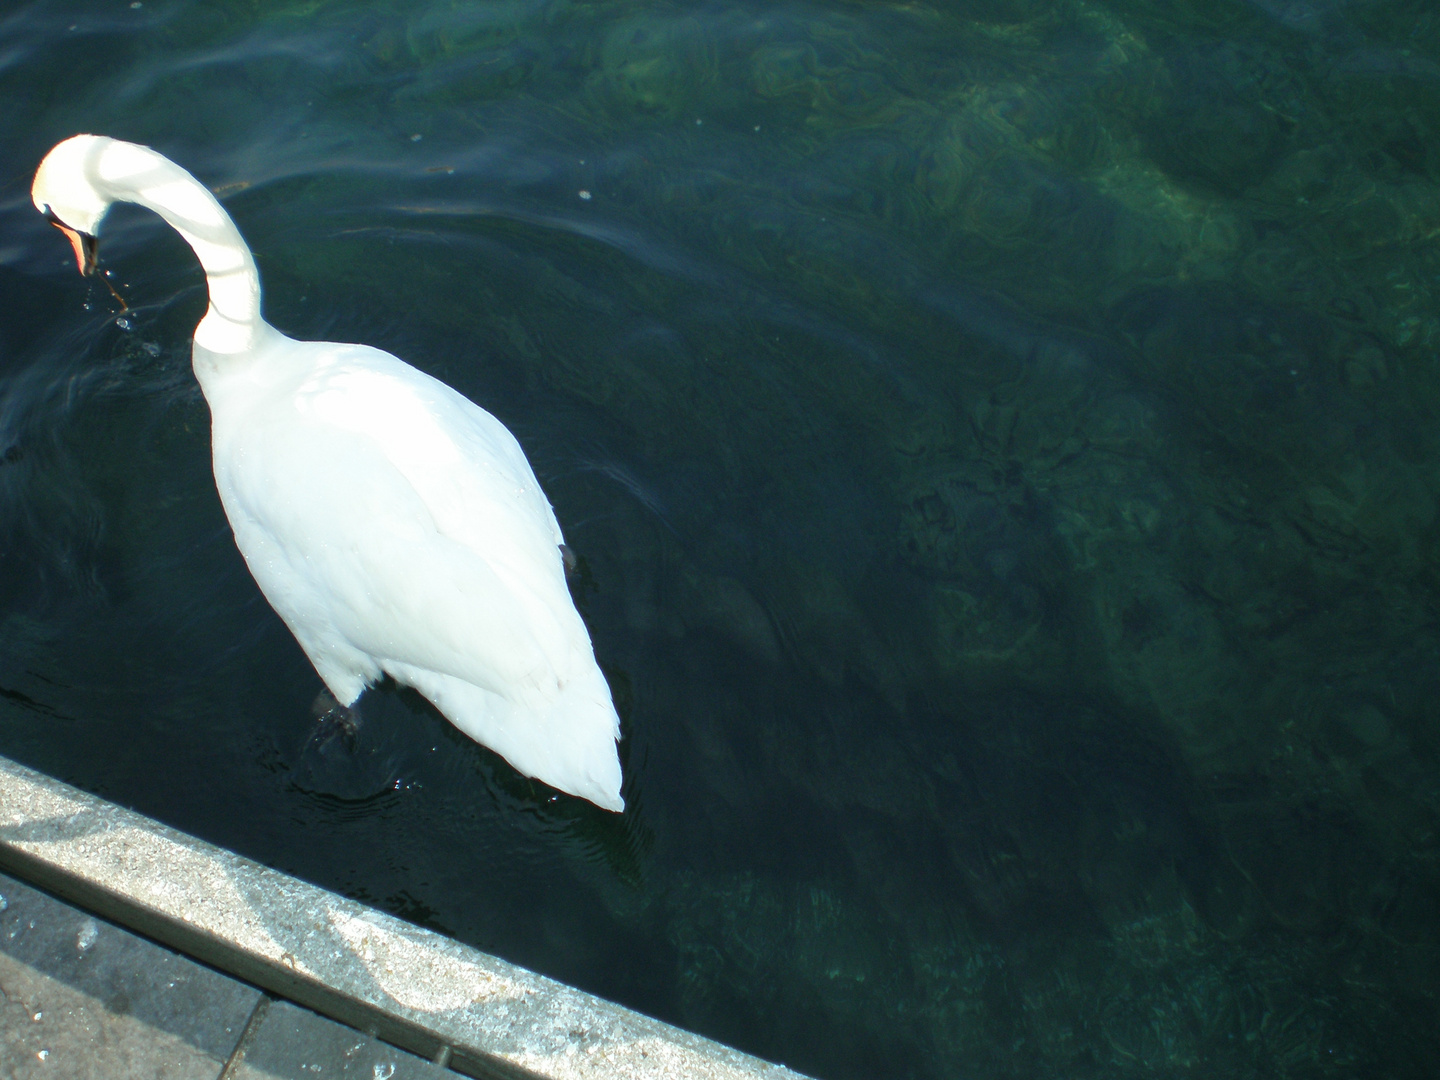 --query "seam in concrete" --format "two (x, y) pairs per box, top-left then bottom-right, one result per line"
(0, 754), (812, 1080)
(219, 995), (274, 1080)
